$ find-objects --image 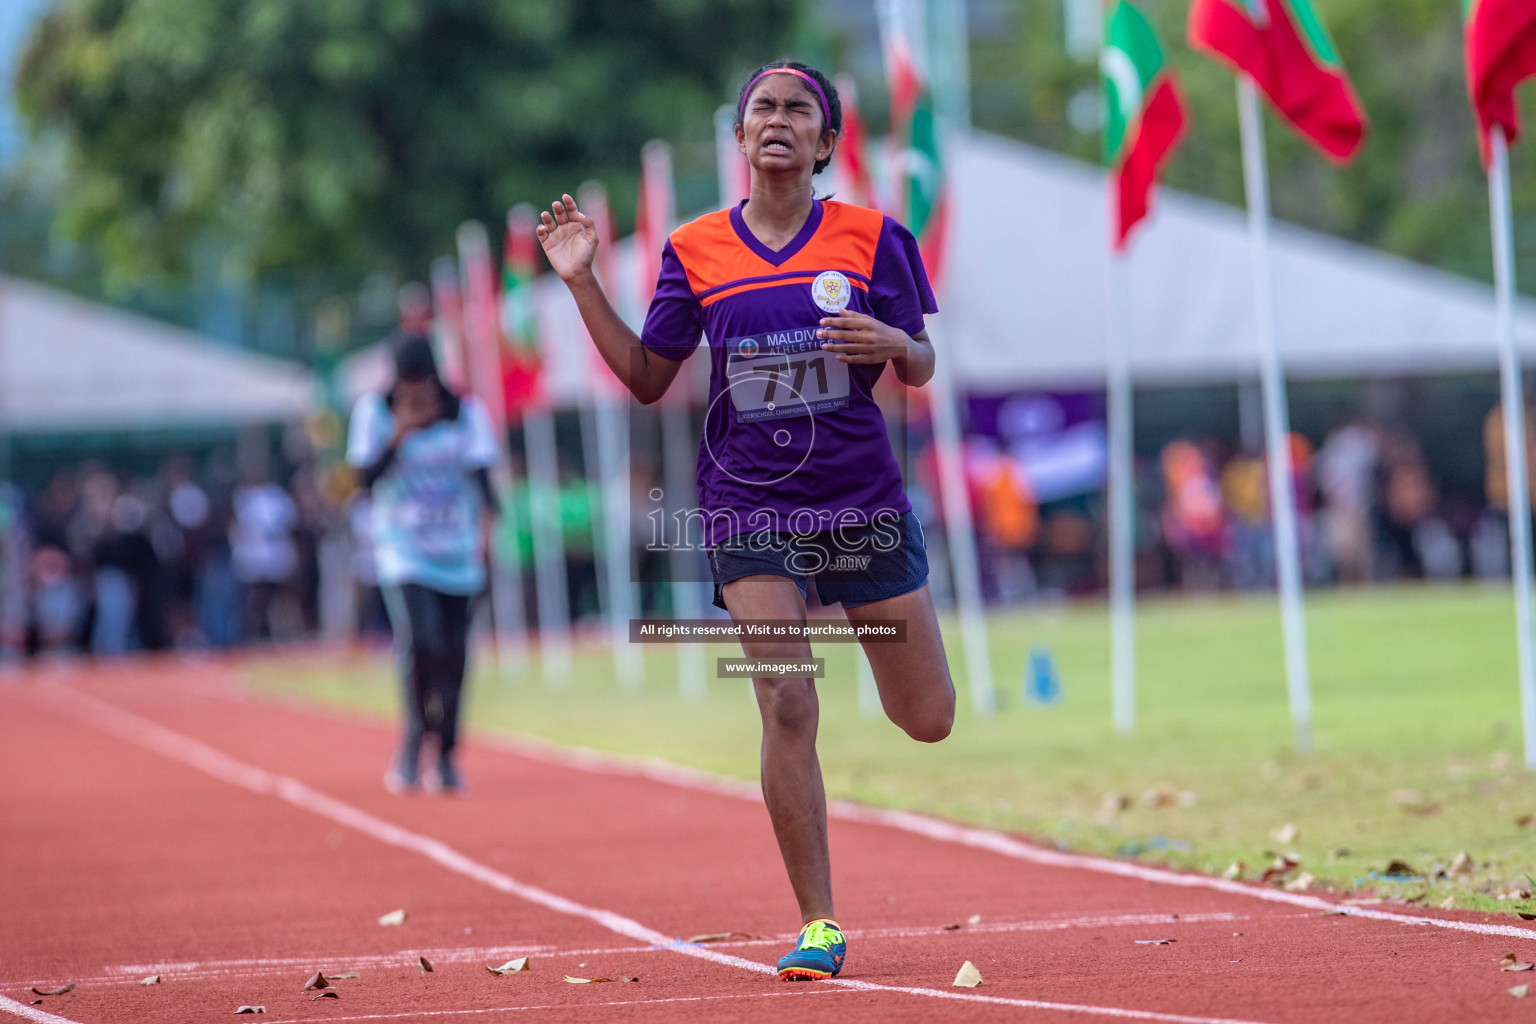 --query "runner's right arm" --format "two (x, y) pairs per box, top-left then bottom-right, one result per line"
(538, 194), (684, 405)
